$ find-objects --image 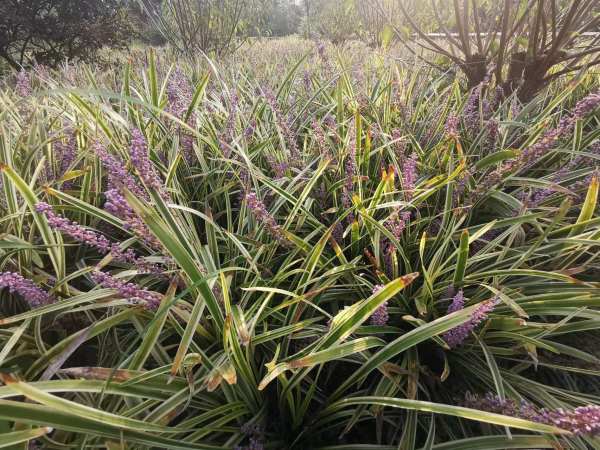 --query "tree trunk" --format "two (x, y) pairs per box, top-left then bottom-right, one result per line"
(464, 53), (488, 88)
